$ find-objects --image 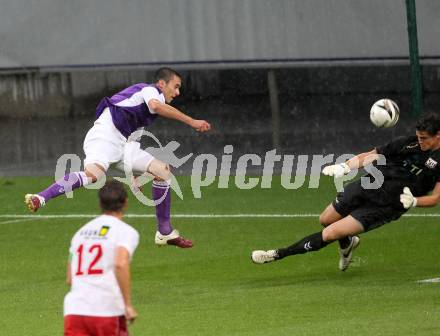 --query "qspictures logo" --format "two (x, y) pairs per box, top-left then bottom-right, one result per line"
(54, 130), (386, 206)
